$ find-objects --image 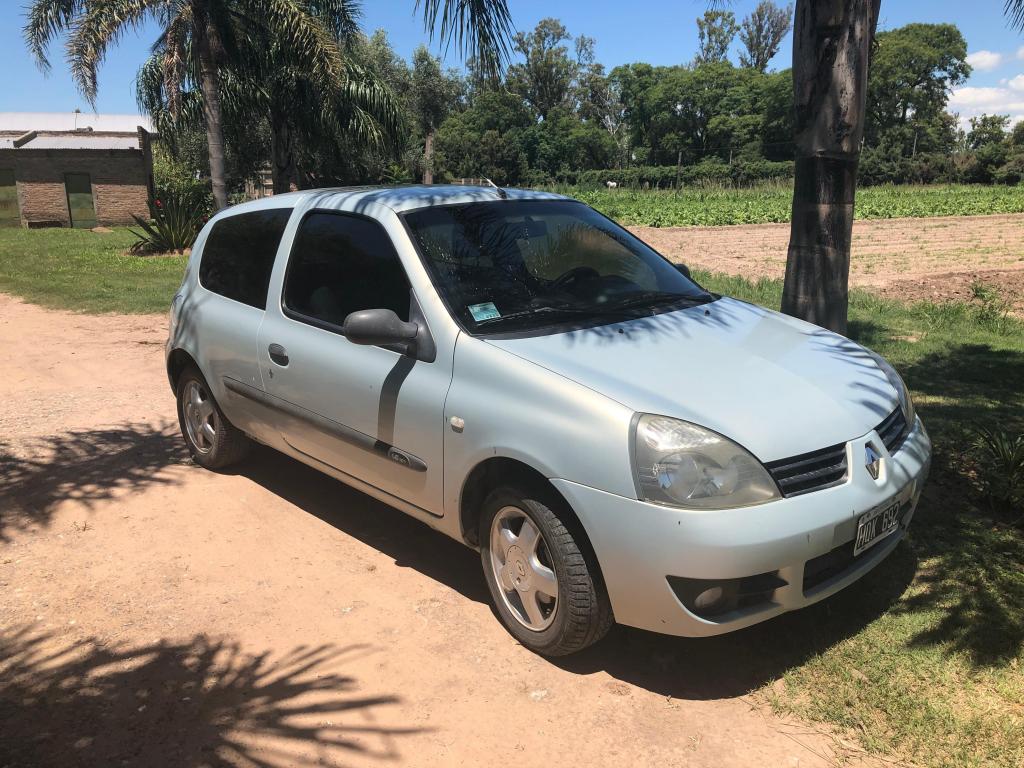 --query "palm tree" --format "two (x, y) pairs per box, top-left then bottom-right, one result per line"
(24, 0), (512, 209)
(136, 2), (403, 194)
